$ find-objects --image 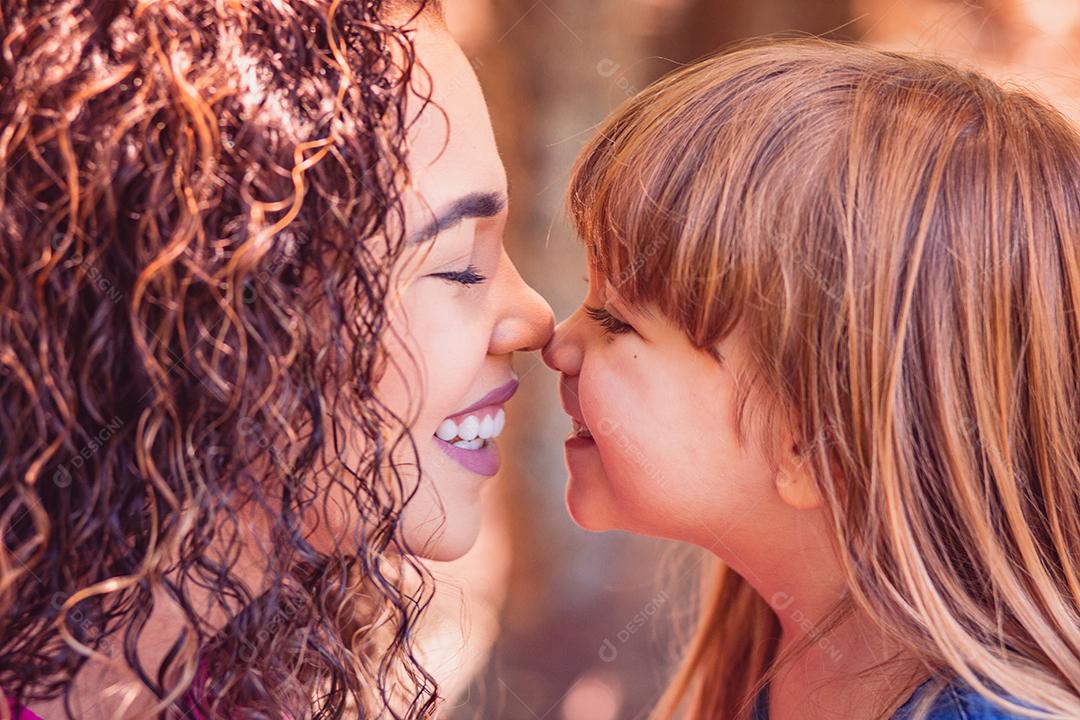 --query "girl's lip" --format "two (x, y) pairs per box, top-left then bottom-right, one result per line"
(449, 378), (519, 418)
(557, 378), (587, 427)
(565, 435), (596, 450)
